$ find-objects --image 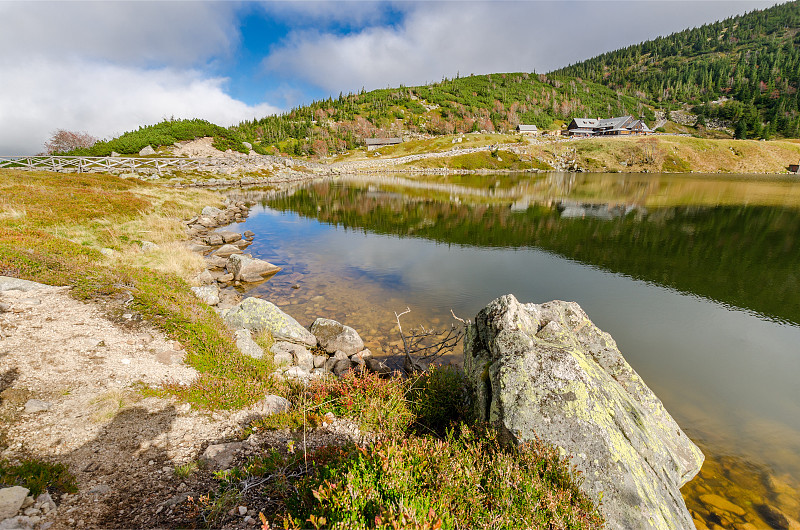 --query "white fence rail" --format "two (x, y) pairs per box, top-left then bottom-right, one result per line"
(0, 155), (249, 173)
